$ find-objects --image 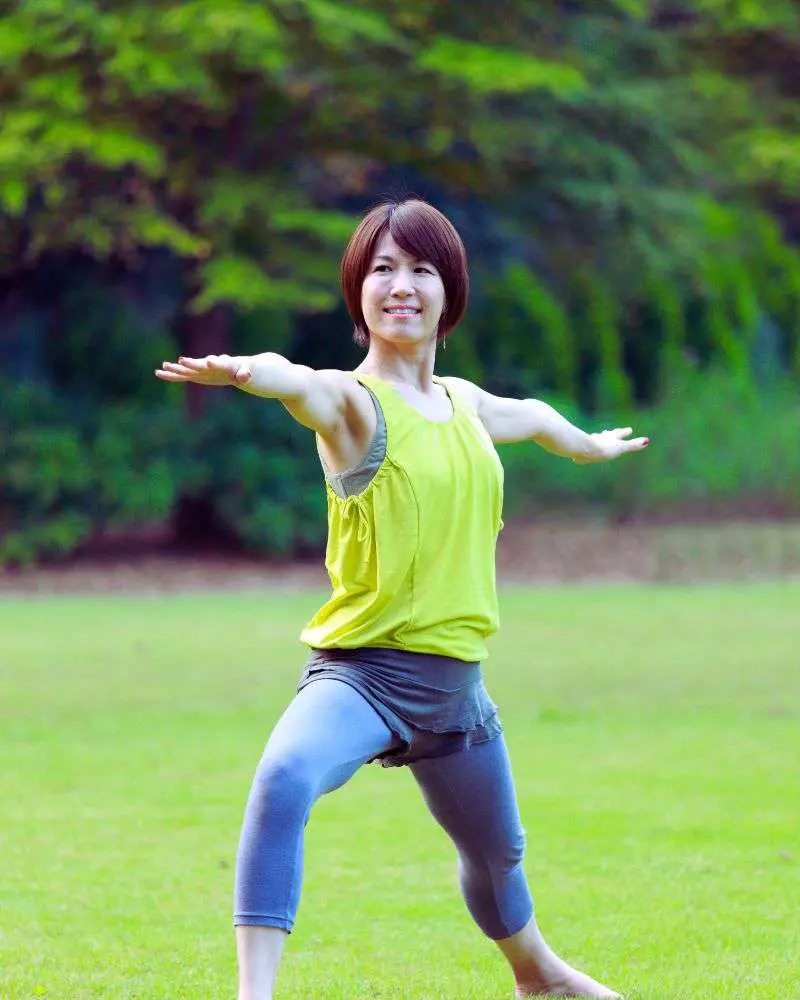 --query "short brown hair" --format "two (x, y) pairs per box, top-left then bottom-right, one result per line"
(340, 199), (469, 348)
